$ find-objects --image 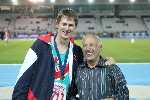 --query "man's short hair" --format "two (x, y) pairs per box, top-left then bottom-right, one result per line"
(82, 33), (102, 46)
(56, 8), (78, 26)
